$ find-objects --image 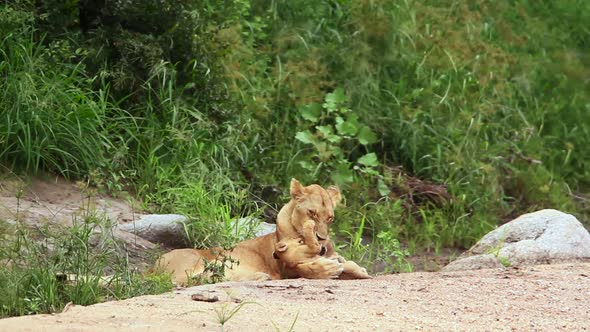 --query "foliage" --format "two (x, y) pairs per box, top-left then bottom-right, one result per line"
(0, 212), (172, 318)
(214, 300), (258, 332)
(294, 88), (384, 188)
(0, 8), (113, 177)
(336, 200), (412, 274)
